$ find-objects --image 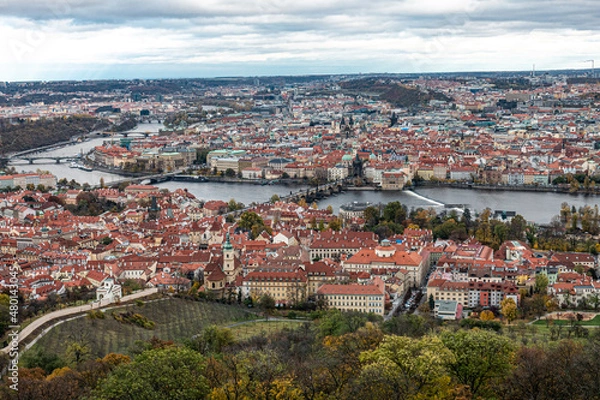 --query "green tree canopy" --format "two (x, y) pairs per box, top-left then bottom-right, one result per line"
(91, 346), (209, 400)
(440, 329), (515, 398)
(357, 335), (454, 399)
